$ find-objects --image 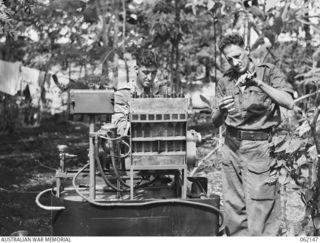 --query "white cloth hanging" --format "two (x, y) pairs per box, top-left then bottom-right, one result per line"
(0, 60), (21, 95)
(21, 66), (41, 106)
